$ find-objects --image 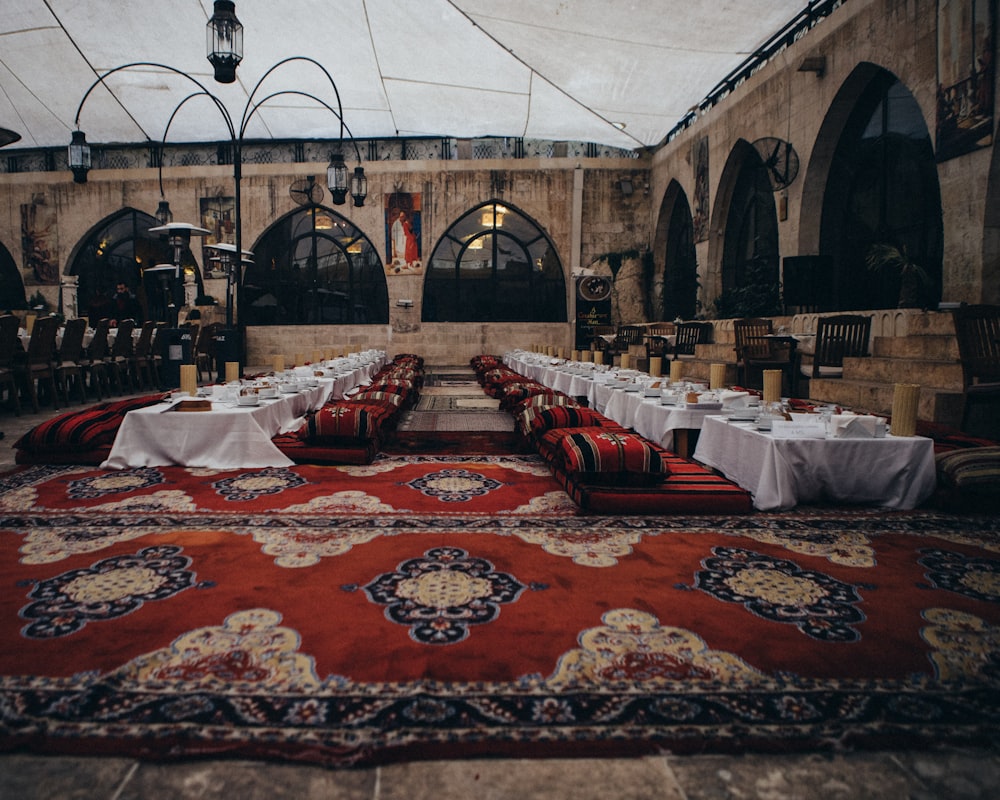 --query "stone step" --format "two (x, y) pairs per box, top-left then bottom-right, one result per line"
(805, 377), (965, 426)
(822, 355), (965, 388)
(872, 333), (959, 360)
